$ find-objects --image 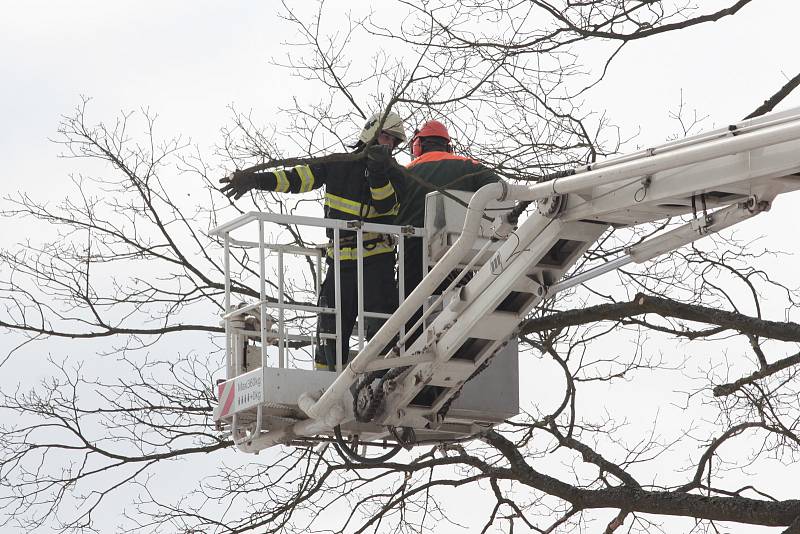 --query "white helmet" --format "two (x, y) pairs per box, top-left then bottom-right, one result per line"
(357, 111), (407, 144)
